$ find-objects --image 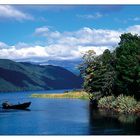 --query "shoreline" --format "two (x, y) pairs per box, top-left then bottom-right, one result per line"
(31, 91), (89, 100)
(31, 91), (140, 116)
